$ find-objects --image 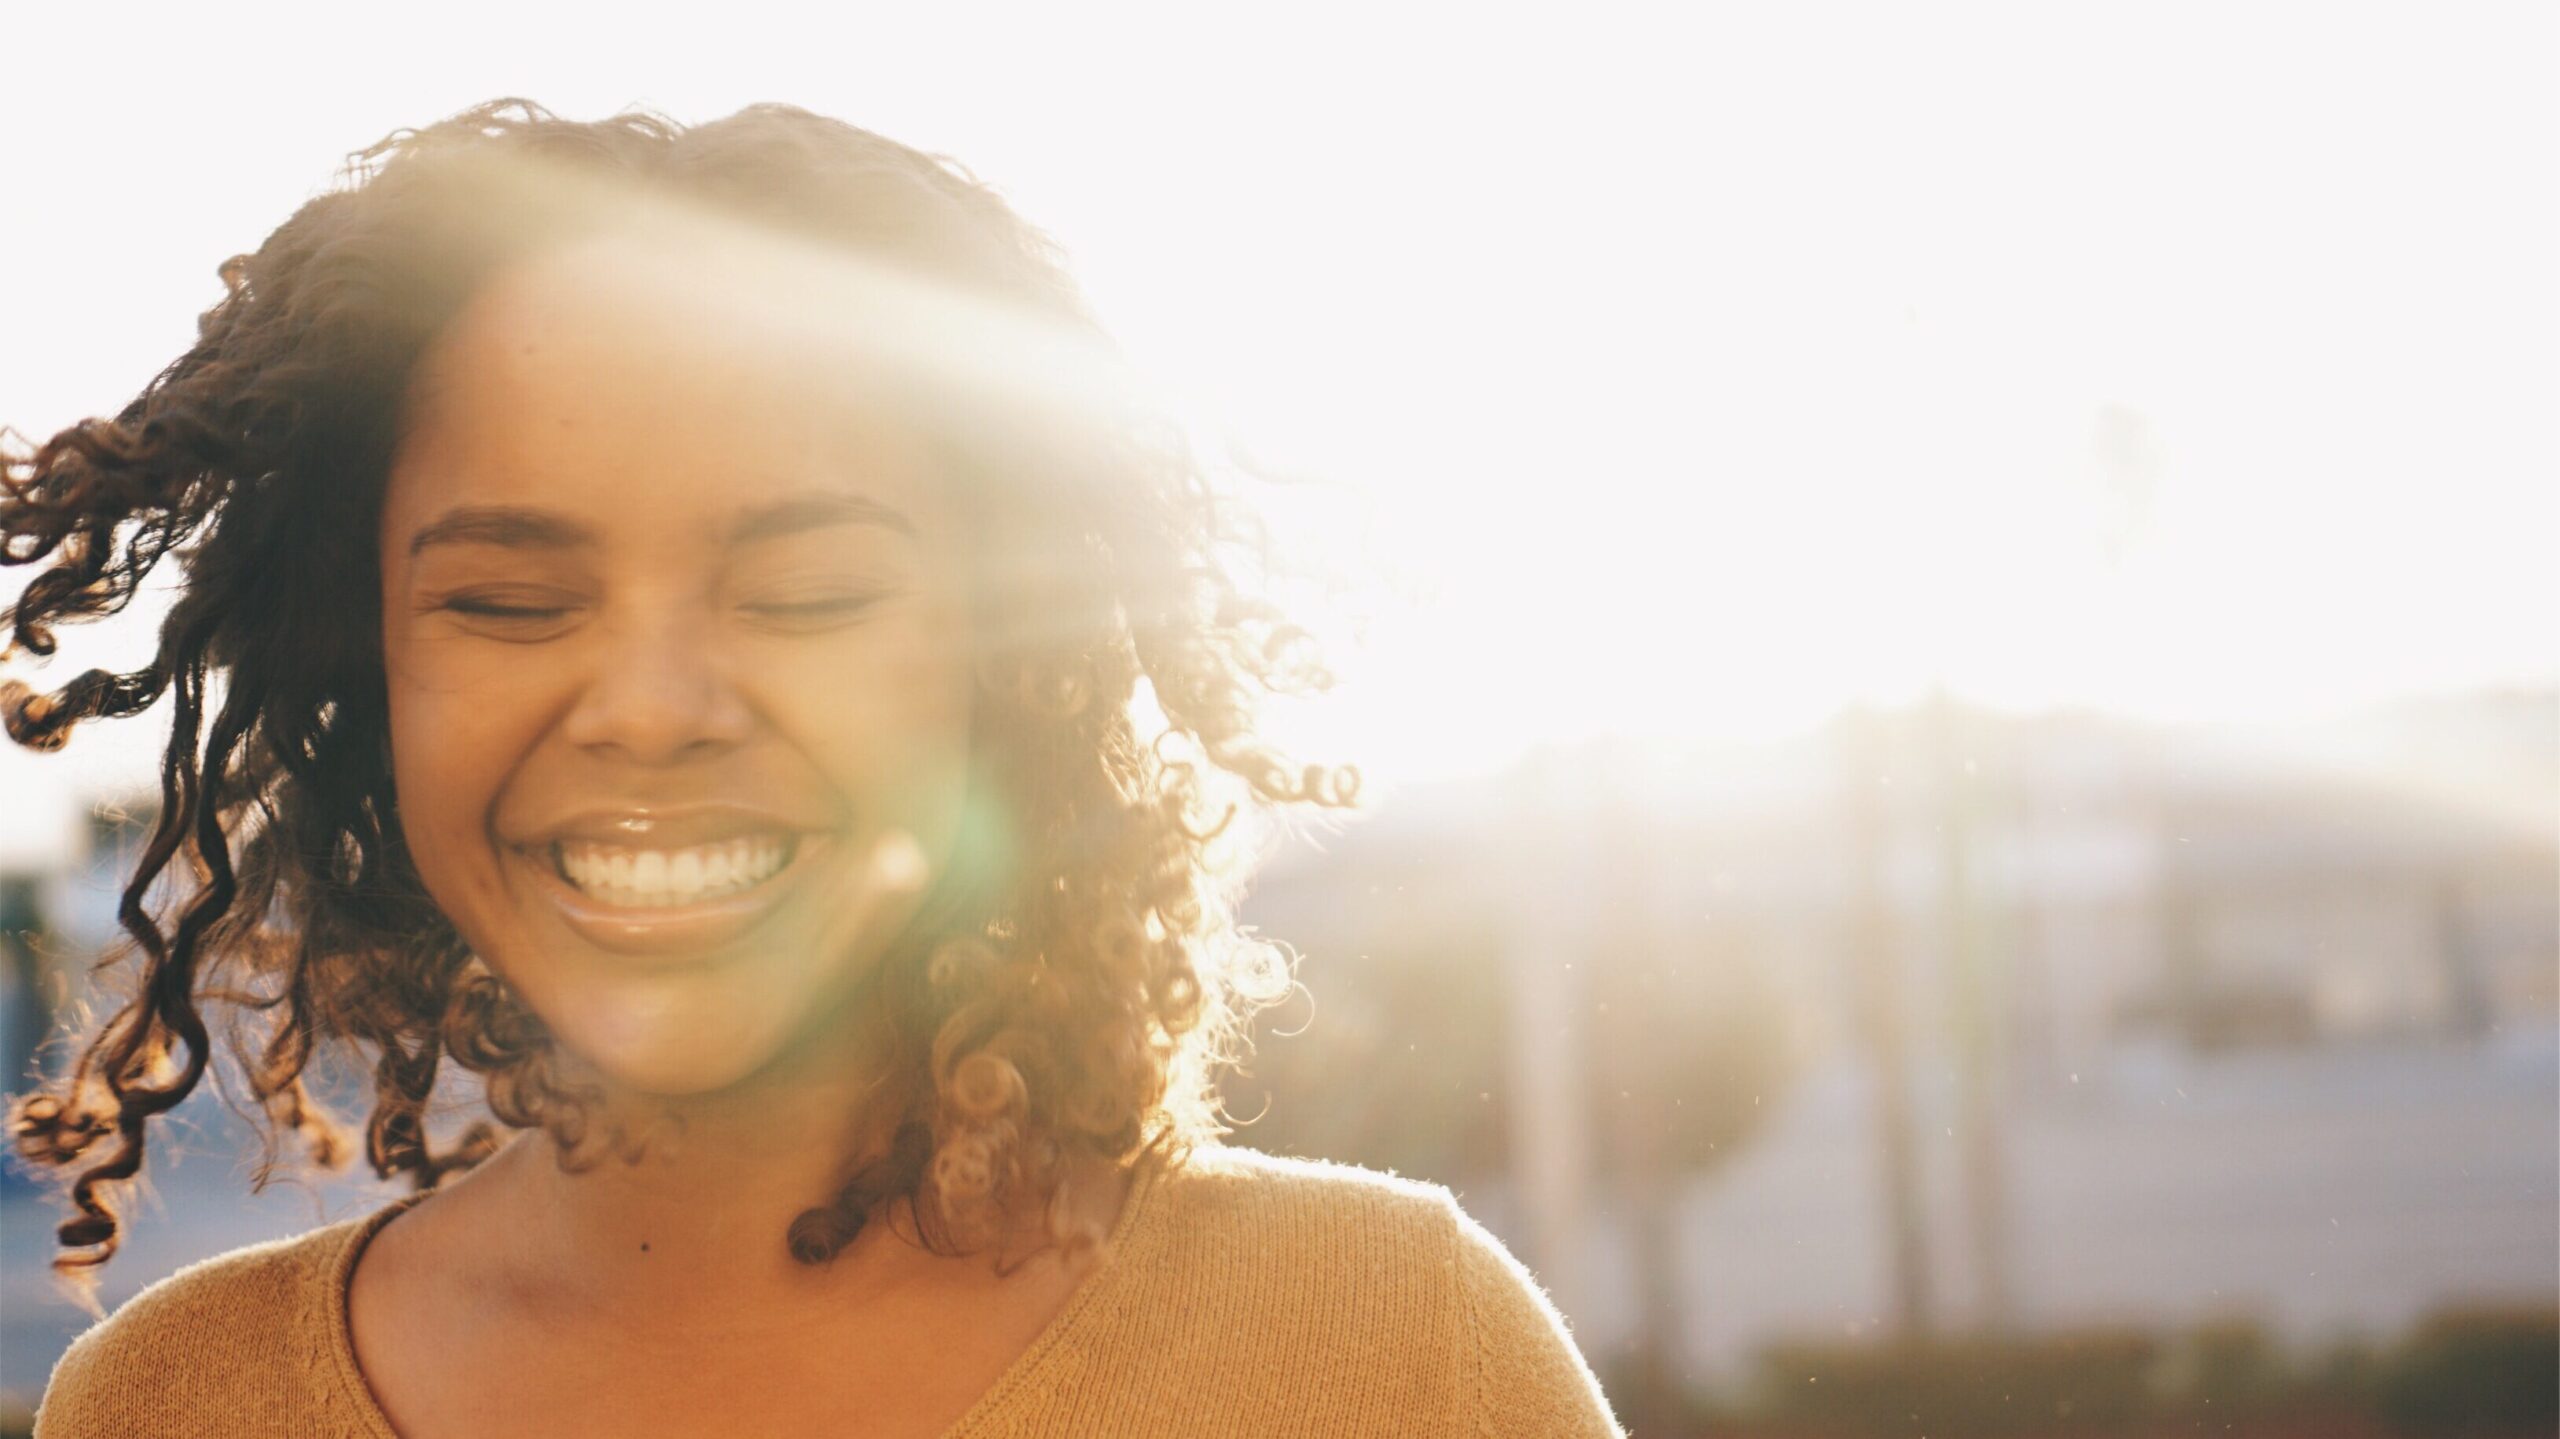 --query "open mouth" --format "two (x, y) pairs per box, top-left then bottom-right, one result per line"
(550, 834), (803, 910)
